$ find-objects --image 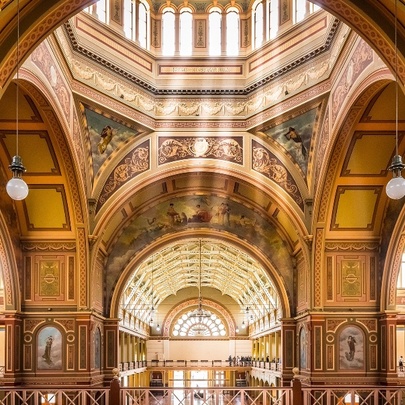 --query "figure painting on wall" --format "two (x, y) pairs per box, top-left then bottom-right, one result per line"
(37, 326), (63, 370)
(94, 328), (101, 369)
(299, 328), (308, 369)
(339, 325), (364, 370)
